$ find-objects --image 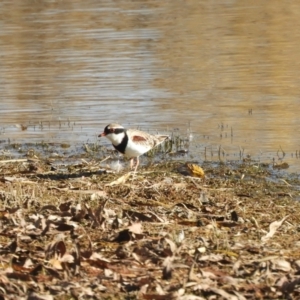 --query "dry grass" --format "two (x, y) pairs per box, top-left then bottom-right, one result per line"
(0, 153), (300, 299)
